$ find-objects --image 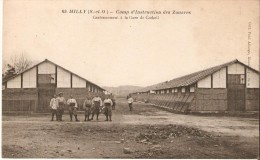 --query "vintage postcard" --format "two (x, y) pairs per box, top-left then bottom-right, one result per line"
(1, 0), (259, 159)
